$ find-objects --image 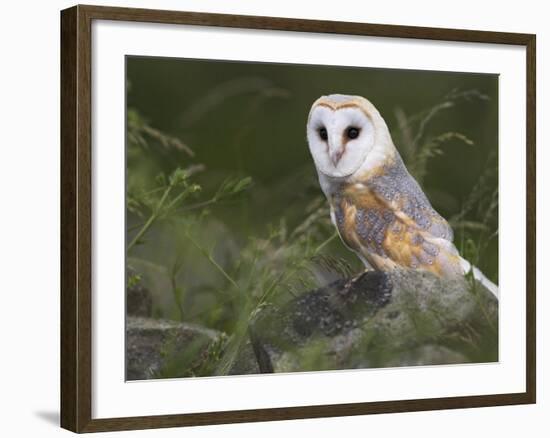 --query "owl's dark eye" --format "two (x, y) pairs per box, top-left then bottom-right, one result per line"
(347, 127), (360, 139)
(319, 127), (328, 141)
